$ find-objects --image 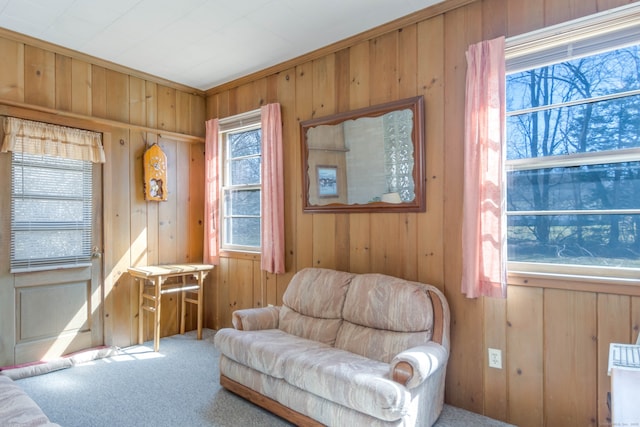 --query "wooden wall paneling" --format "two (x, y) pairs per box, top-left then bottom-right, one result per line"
(55, 54), (72, 111)
(294, 61), (315, 270)
(416, 15), (445, 288)
(348, 41), (371, 111)
(506, 286), (543, 427)
(596, 294), (631, 426)
(442, 2), (485, 413)
(190, 93), (205, 137)
(348, 41), (372, 274)
(176, 140), (190, 263)
(189, 142), (206, 329)
(145, 81), (158, 128)
(0, 38), (24, 102)
(24, 45), (55, 108)
(543, 289), (597, 427)
(176, 139), (195, 329)
(507, 0), (544, 36)
(91, 66), (107, 118)
(129, 130), (148, 342)
(228, 258), (254, 316)
(252, 78), (268, 108)
(233, 83), (255, 114)
(157, 138), (179, 337)
(70, 59), (91, 116)
(129, 77), (147, 127)
(103, 128), (133, 348)
(206, 93), (219, 120)
(105, 70), (129, 124)
(255, 264), (264, 308)
(158, 85), (176, 132)
(217, 257), (231, 328)
(176, 91), (191, 134)
(483, 297), (508, 422)
(189, 143), (205, 264)
(543, 0), (598, 27)
(482, 0), (508, 40)
(633, 296), (640, 342)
